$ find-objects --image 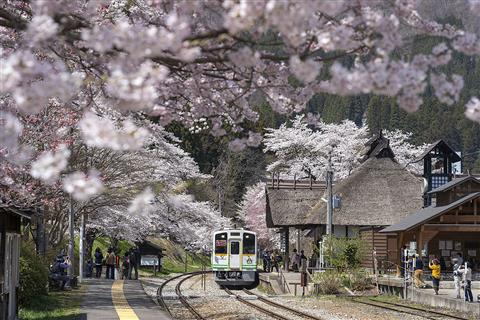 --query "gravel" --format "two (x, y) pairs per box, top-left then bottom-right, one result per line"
(141, 274), (441, 320)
